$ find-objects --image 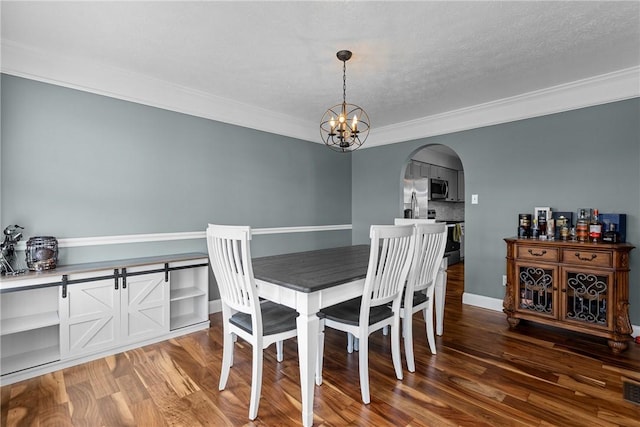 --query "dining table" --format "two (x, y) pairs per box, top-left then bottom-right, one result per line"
(252, 244), (370, 427)
(252, 243), (448, 426)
